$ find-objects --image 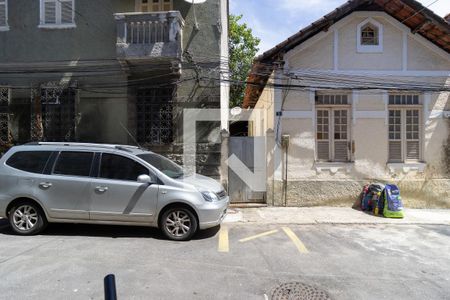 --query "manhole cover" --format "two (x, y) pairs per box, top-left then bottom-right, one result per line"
(270, 282), (331, 300)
